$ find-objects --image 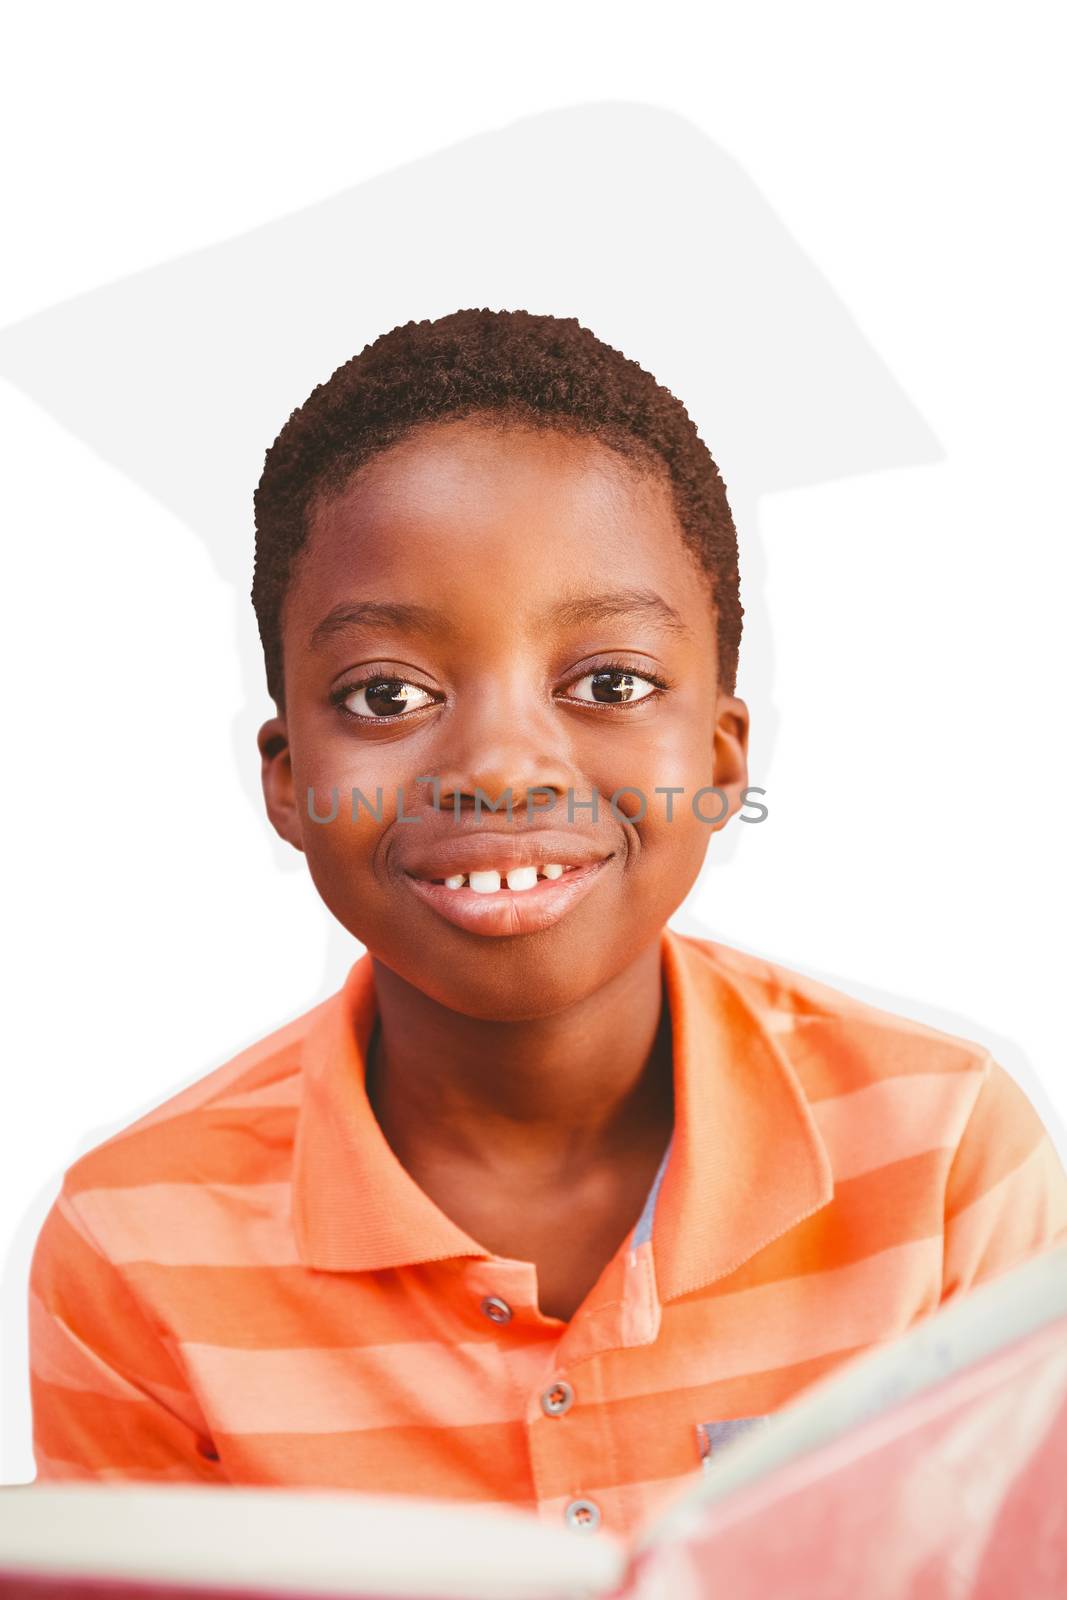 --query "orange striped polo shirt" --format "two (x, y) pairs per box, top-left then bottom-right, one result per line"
(28, 927), (1067, 1539)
